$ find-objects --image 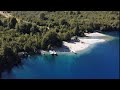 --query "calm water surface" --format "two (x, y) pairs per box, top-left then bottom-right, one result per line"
(1, 31), (119, 79)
